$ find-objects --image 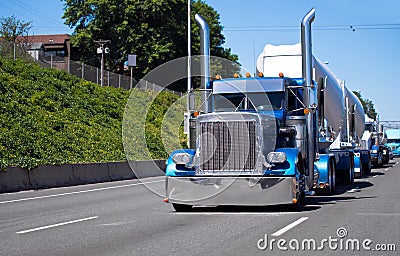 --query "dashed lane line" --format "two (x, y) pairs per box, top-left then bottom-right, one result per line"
(17, 216), (99, 234)
(271, 217), (309, 237)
